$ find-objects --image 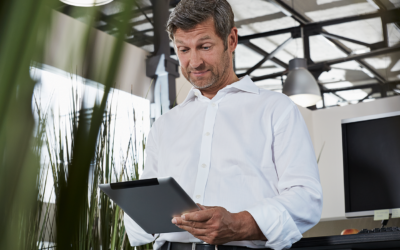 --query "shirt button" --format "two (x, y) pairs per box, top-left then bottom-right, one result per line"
(196, 195), (201, 199)
(205, 132), (210, 136)
(201, 164), (206, 168)
(211, 103), (216, 107)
